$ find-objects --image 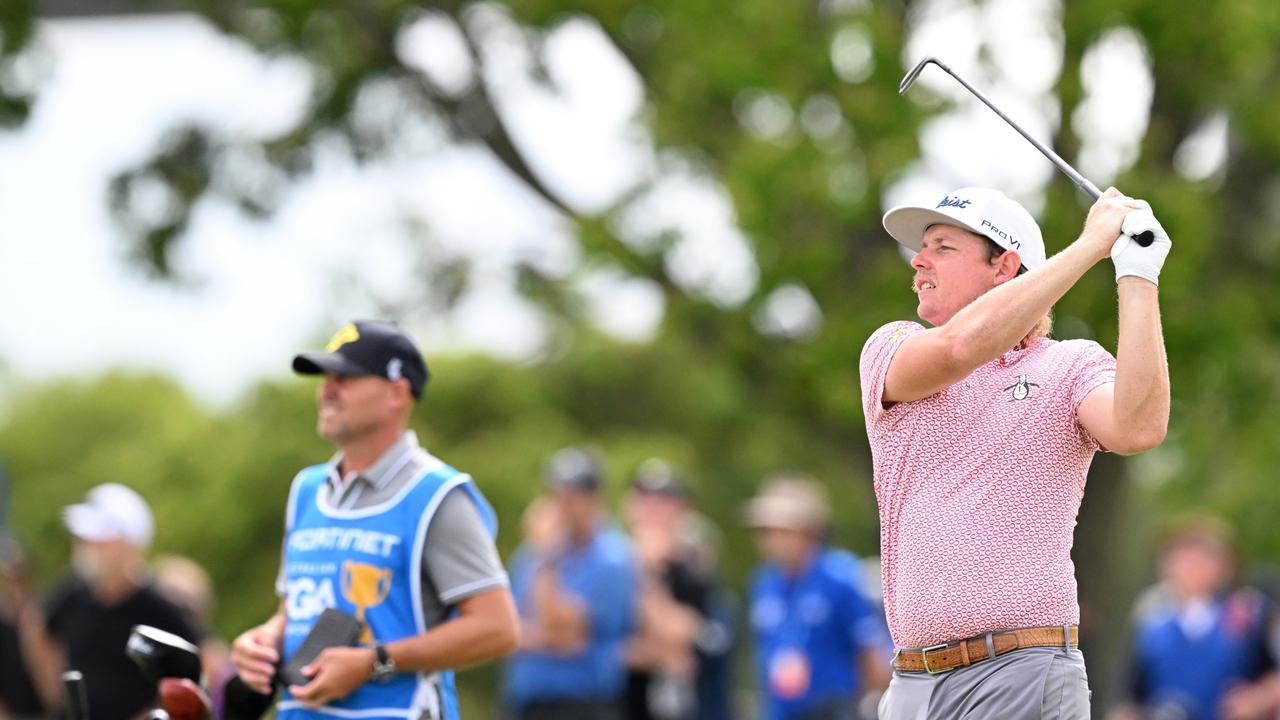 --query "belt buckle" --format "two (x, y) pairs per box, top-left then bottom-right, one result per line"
(921, 643), (953, 675)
